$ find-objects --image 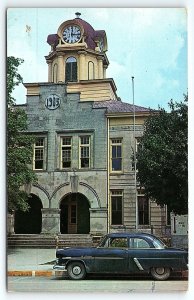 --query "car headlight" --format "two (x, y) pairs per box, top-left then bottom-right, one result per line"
(56, 258), (59, 264)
